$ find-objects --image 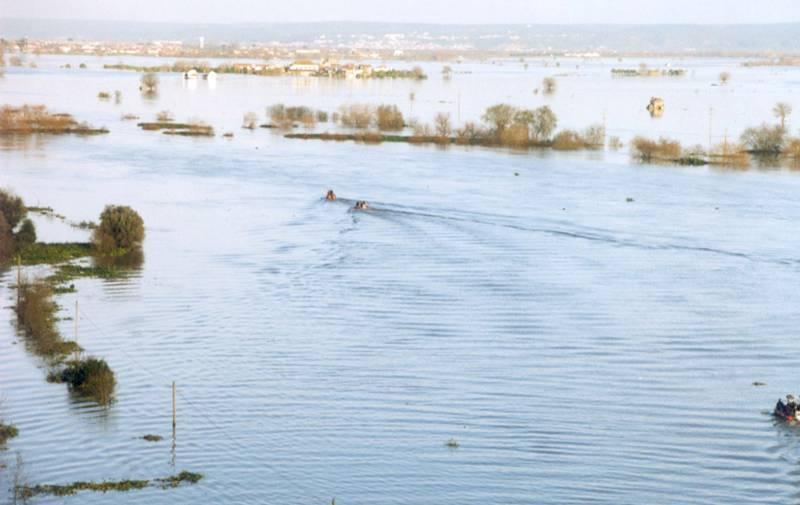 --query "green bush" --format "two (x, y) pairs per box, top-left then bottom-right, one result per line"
(0, 422), (18, 444)
(0, 188), (26, 229)
(16, 279), (80, 357)
(58, 357), (116, 404)
(14, 218), (36, 249)
(92, 205), (145, 254)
